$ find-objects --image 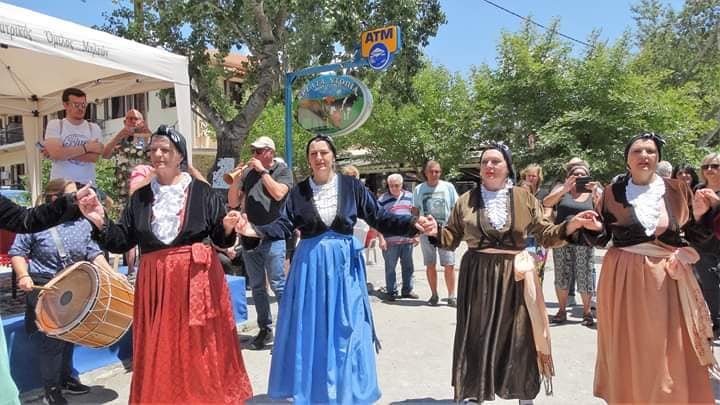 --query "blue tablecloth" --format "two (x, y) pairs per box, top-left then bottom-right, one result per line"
(2, 273), (246, 392)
